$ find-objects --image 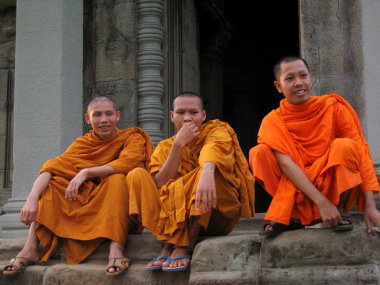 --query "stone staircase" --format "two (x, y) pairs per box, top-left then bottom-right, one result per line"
(1, 213), (380, 285)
